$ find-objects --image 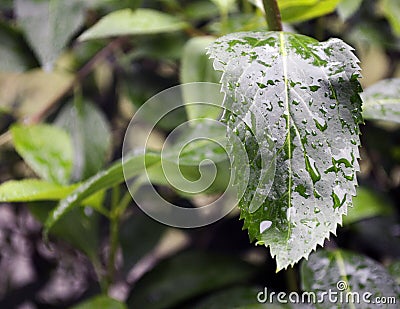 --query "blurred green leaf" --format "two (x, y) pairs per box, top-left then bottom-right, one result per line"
(127, 251), (256, 309)
(250, 0), (341, 23)
(0, 179), (105, 209)
(210, 0), (236, 15)
(183, 1), (220, 21)
(0, 21), (37, 72)
(119, 211), (166, 274)
(387, 261), (400, 285)
(15, 0), (86, 70)
(0, 179), (75, 201)
(0, 69), (74, 118)
(301, 249), (400, 307)
(79, 9), (187, 41)
(181, 36), (220, 84)
(362, 78), (400, 123)
(69, 295), (127, 309)
(55, 101), (111, 181)
(337, 0), (363, 20)
(343, 186), (393, 225)
(11, 124), (73, 185)
(382, 0), (400, 36)
(43, 152), (161, 235)
(279, 0), (341, 22)
(29, 202), (100, 262)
